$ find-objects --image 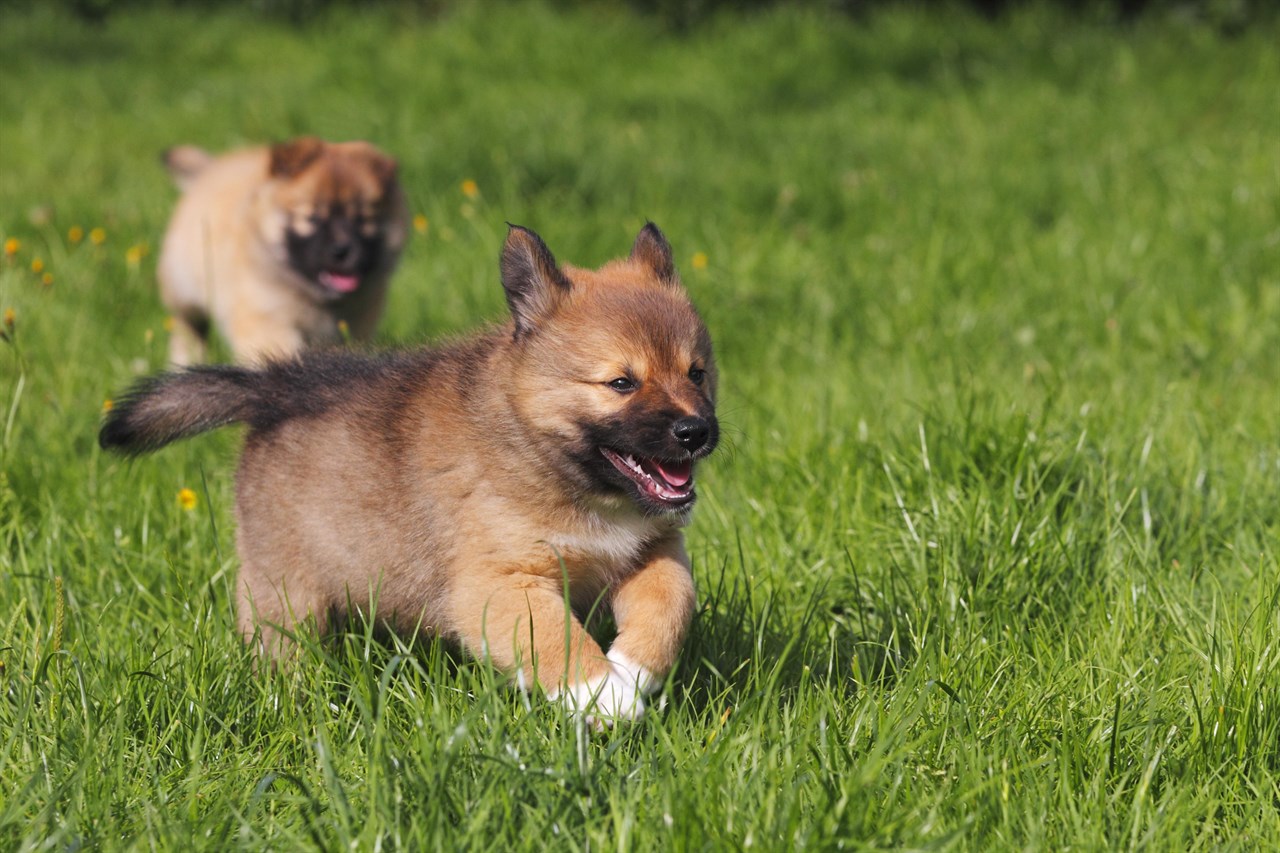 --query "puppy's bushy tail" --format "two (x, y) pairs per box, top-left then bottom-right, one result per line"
(99, 366), (261, 455)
